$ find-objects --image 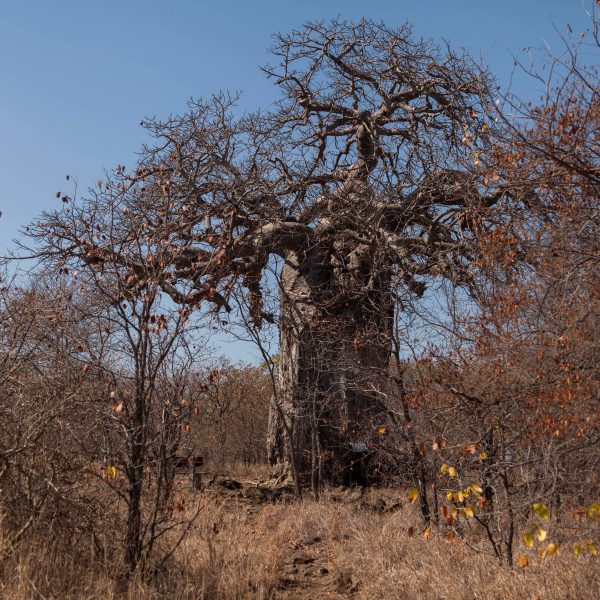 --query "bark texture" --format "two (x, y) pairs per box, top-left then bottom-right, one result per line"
(267, 248), (393, 484)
